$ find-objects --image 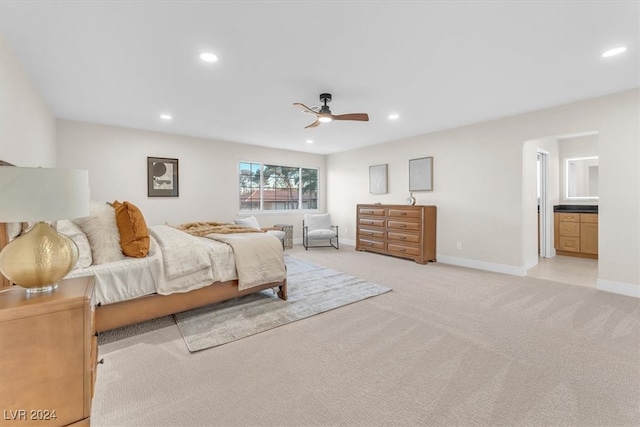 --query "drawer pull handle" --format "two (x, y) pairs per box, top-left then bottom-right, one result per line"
(400, 248), (406, 252)
(368, 243), (373, 246)
(565, 243), (574, 247)
(400, 224), (406, 228)
(94, 332), (99, 337)
(98, 358), (104, 365)
(96, 302), (102, 308)
(400, 236), (406, 240)
(400, 212), (406, 216)
(368, 211), (374, 214)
